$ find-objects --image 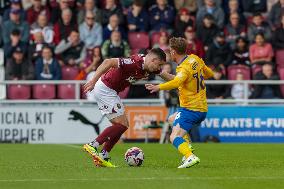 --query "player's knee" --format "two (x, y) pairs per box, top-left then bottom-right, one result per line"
(111, 114), (129, 128)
